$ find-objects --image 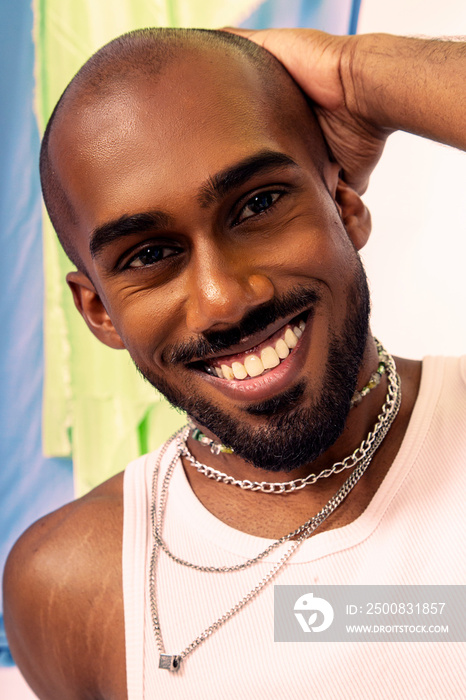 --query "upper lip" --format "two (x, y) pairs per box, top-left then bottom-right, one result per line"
(190, 308), (311, 364)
